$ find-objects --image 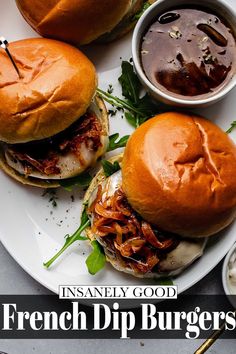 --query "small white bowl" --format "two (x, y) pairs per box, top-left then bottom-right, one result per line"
(222, 243), (236, 308)
(132, 0), (236, 107)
